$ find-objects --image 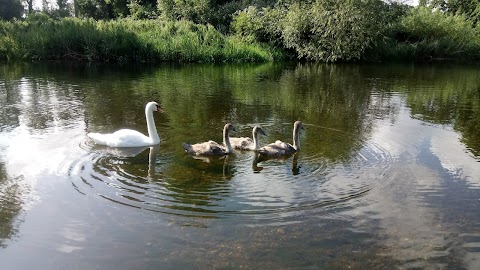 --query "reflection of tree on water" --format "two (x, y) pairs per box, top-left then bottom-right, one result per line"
(0, 162), (26, 248)
(401, 65), (480, 158)
(154, 155), (235, 213)
(0, 79), (21, 131)
(0, 65), (28, 249)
